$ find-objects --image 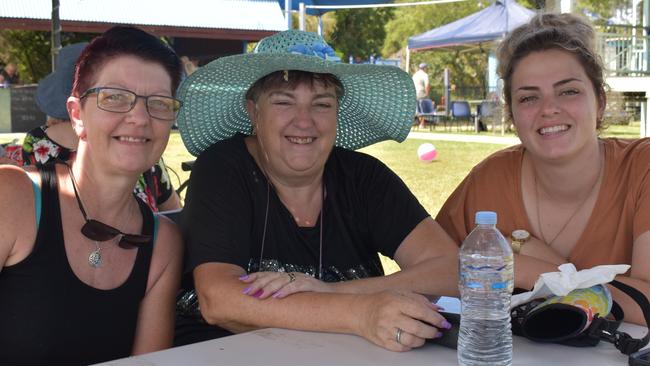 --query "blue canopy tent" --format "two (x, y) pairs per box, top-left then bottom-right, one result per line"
(407, 0), (535, 52)
(406, 0), (535, 132)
